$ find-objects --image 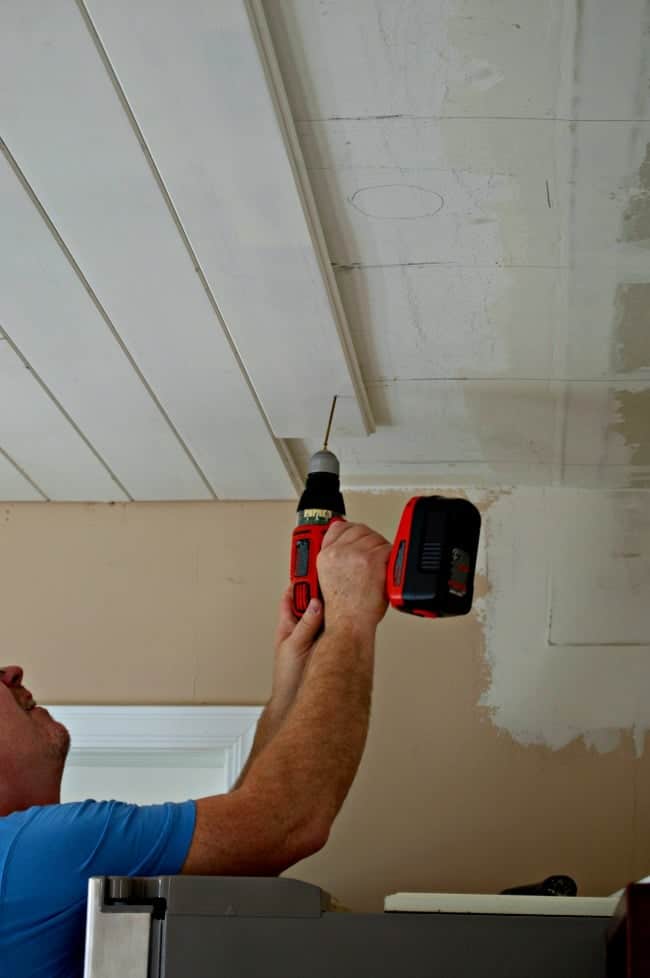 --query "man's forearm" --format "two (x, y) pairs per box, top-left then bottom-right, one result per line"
(239, 621), (375, 850)
(231, 699), (288, 790)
